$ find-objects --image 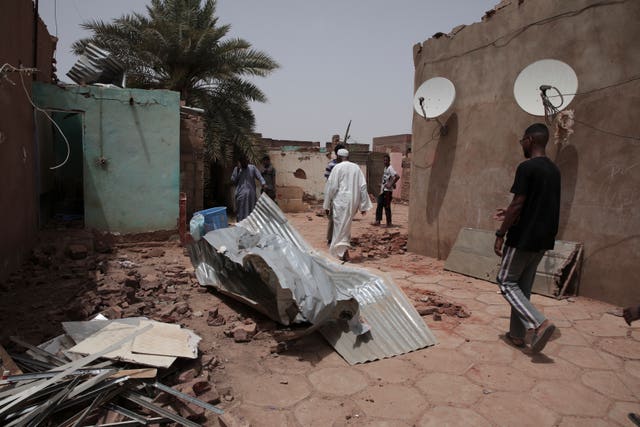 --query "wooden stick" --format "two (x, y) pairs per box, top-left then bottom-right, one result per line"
(558, 245), (583, 298)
